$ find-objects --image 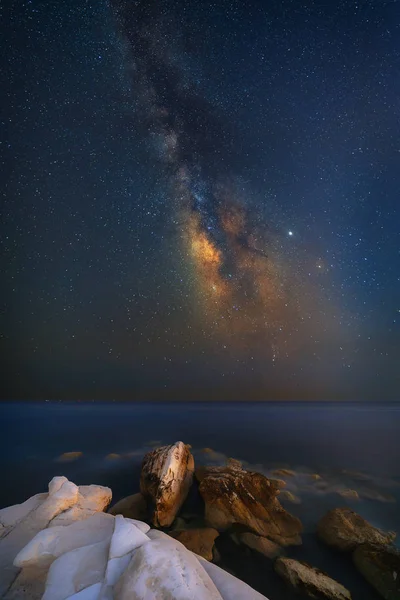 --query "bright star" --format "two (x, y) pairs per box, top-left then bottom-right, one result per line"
(288, 230), (293, 236)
